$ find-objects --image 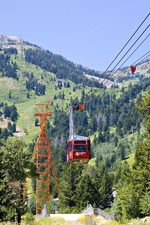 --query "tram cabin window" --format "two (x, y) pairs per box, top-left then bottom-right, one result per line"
(74, 140), (86, 144)
(70, 141), (72, 152)
(74, 145), (87, 151)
